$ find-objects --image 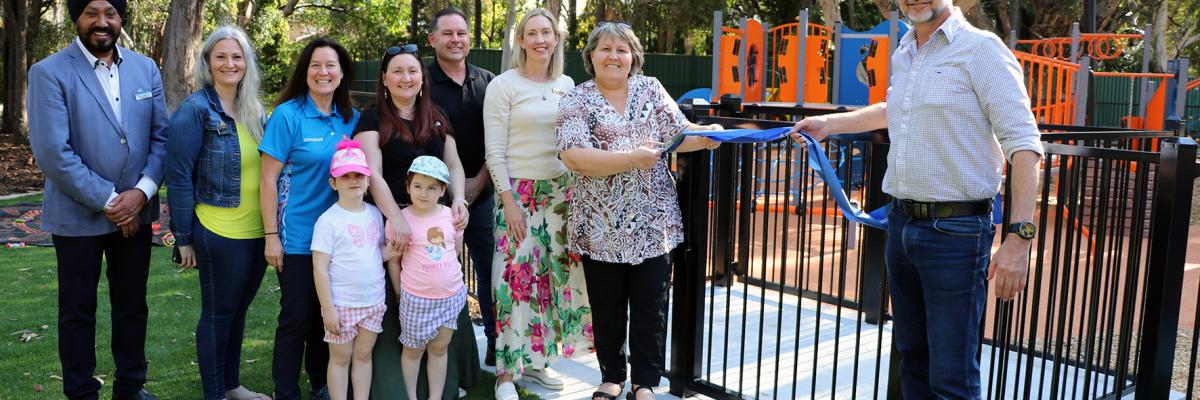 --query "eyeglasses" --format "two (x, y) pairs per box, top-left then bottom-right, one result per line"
(385, 44), (419, 57)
